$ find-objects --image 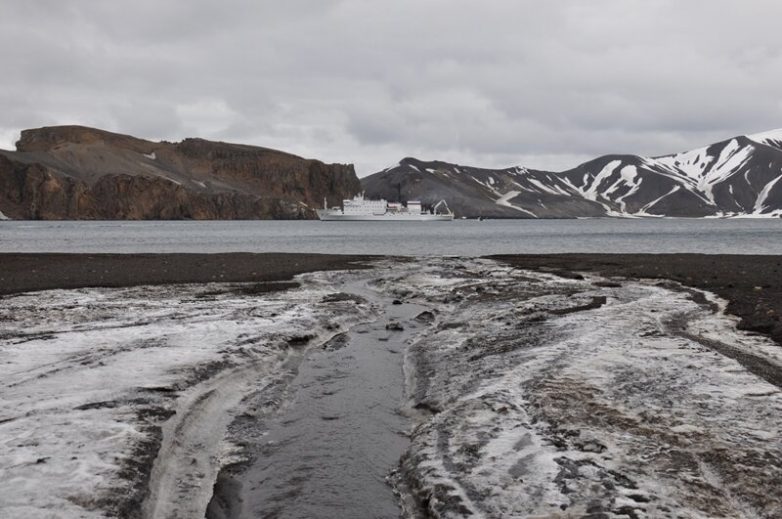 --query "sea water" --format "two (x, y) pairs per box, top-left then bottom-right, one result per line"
(2, 218), (781, 255)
